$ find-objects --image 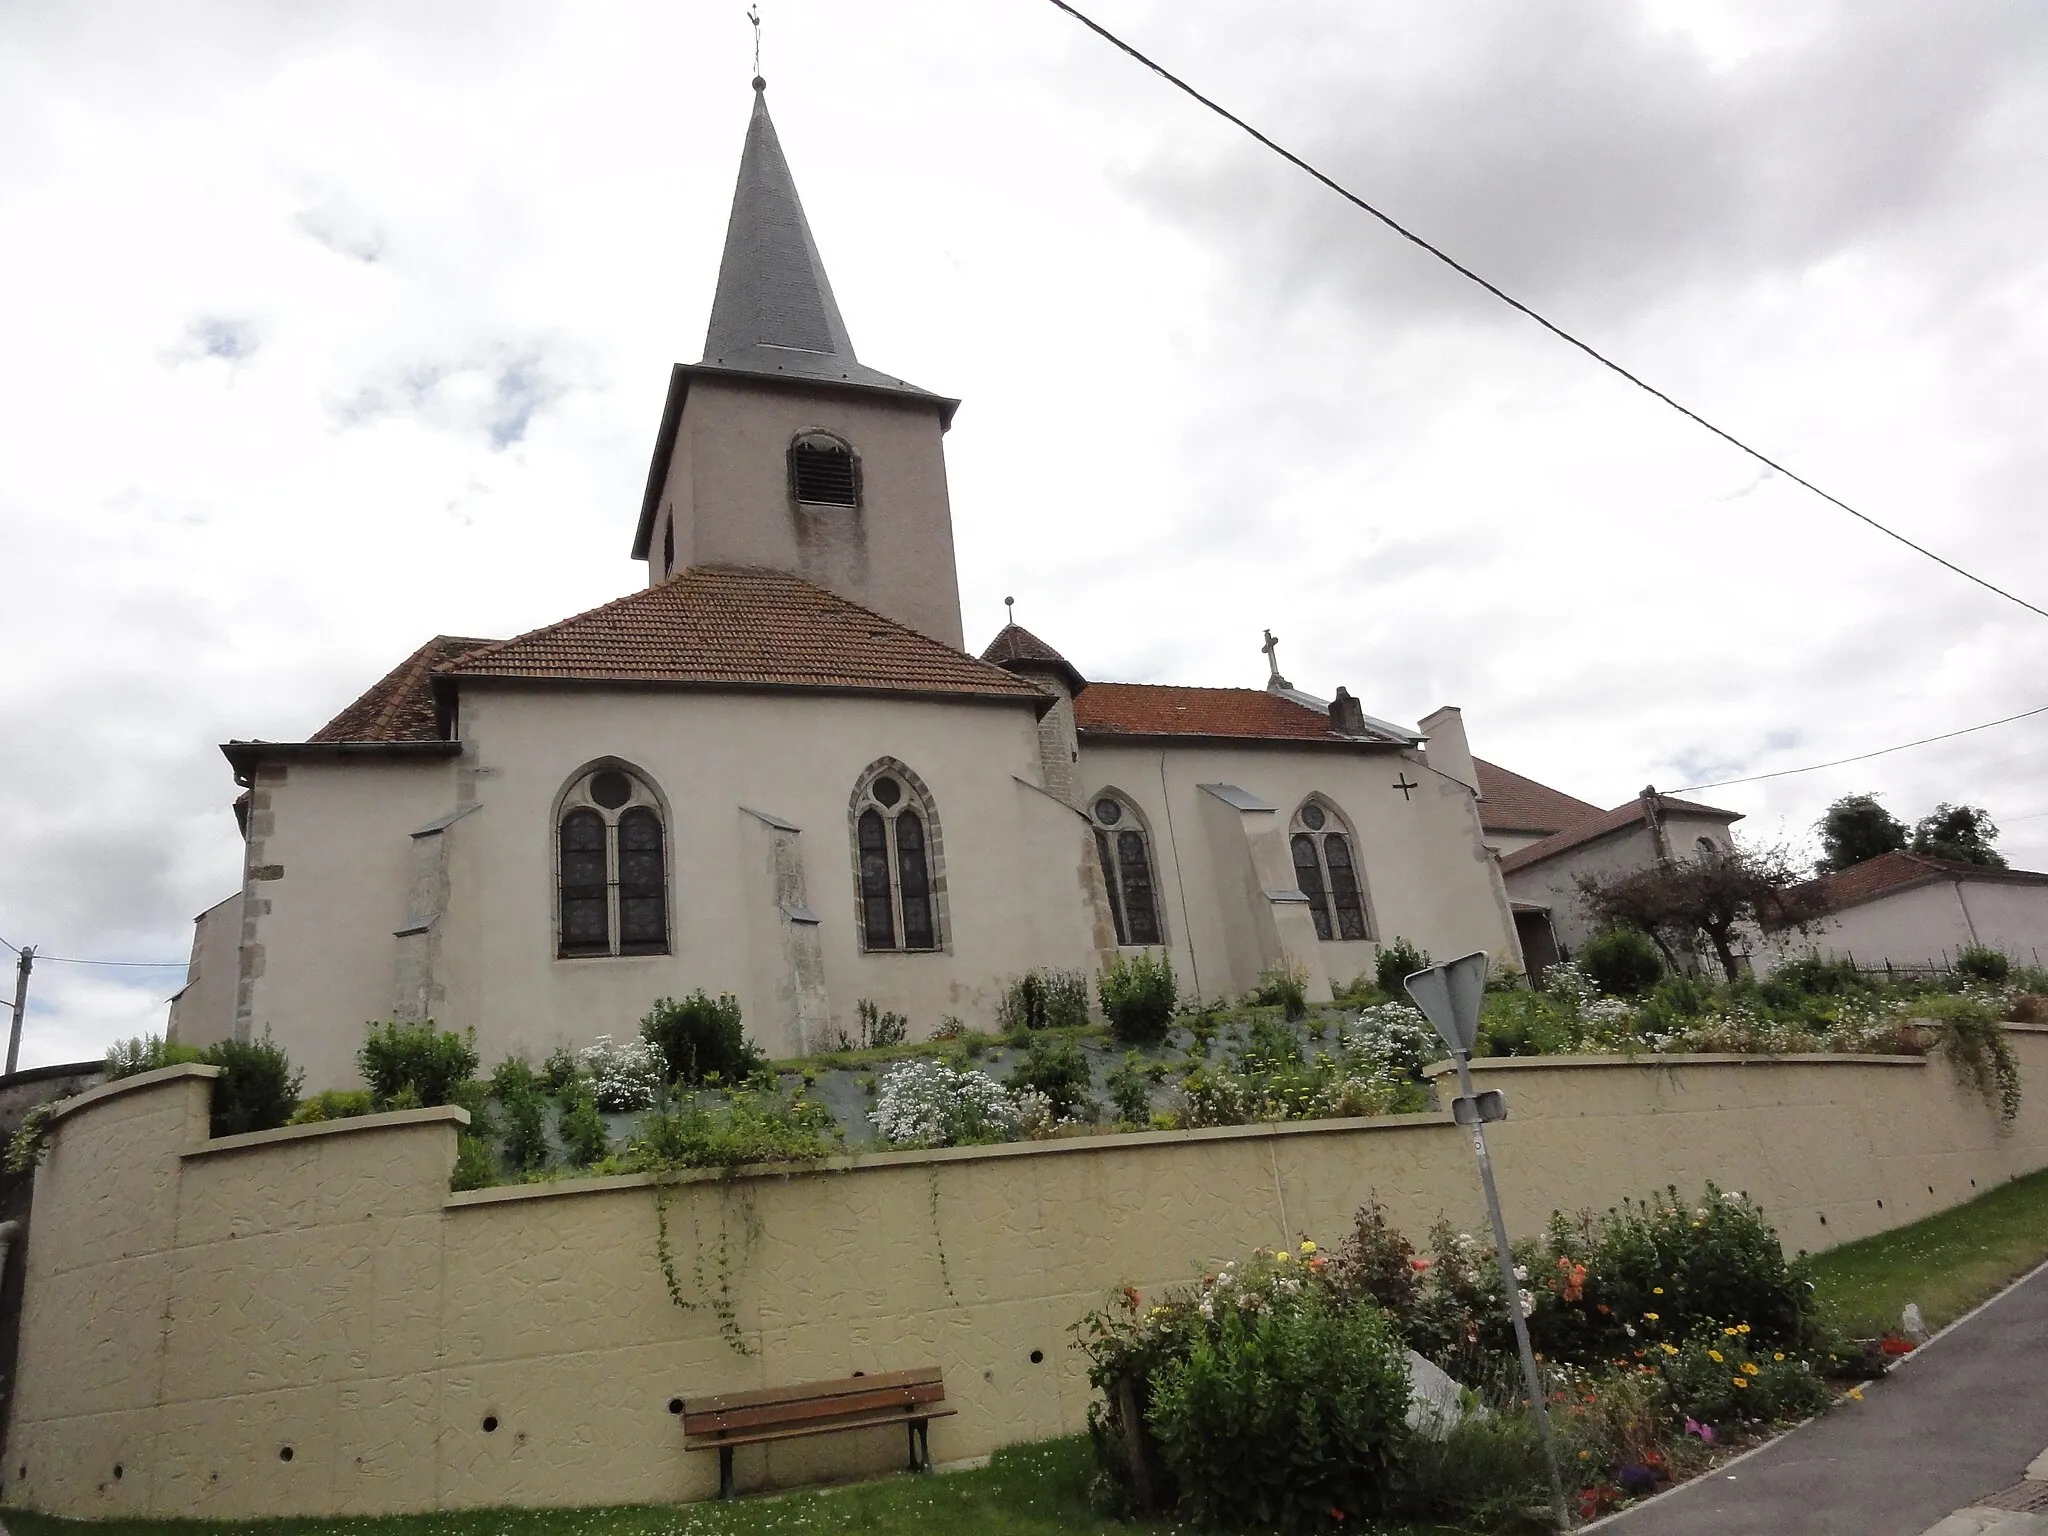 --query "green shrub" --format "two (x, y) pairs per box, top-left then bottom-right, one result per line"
(1251, 963), (1309, 1021)
(556, 1080), (610, 1167)
(358, 1021), (479, 1108)
(104, 1034), (204, 1080)
(997, 969), (1091, 1033)
(854, 999), (909, 1050)
(1956, 945), (2011, 984)
(501, 1086), (550, 1173)
(1098, 952), (1177, 1045)
(538, 1044), (582, 1093)
(1657, 1330), (1826, 1425)
(640, 992), (762, 1085)
(201, 1036), (303, 1137)
(1147, 1289), (1413, 1531)
(1580, 928), (1664, 996)
(1006, 1034), (1095, 1119)
(1106, 1051), (1153, 1126)
(450, 1133), (496, 1191)
(1395, 1412), (1554, 1528)
(1374, 936), (1431, 996)
(289, 1089), (373, 1125)
(1475, 989), (1578, 1057)
(489, 1055), (539, 1100)
(1235, 1014), (1302, 1072)
(1773, 953), (1866, 996)
(1925, 999), (2022, 1120)
(627, 1081), (838, 1171)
